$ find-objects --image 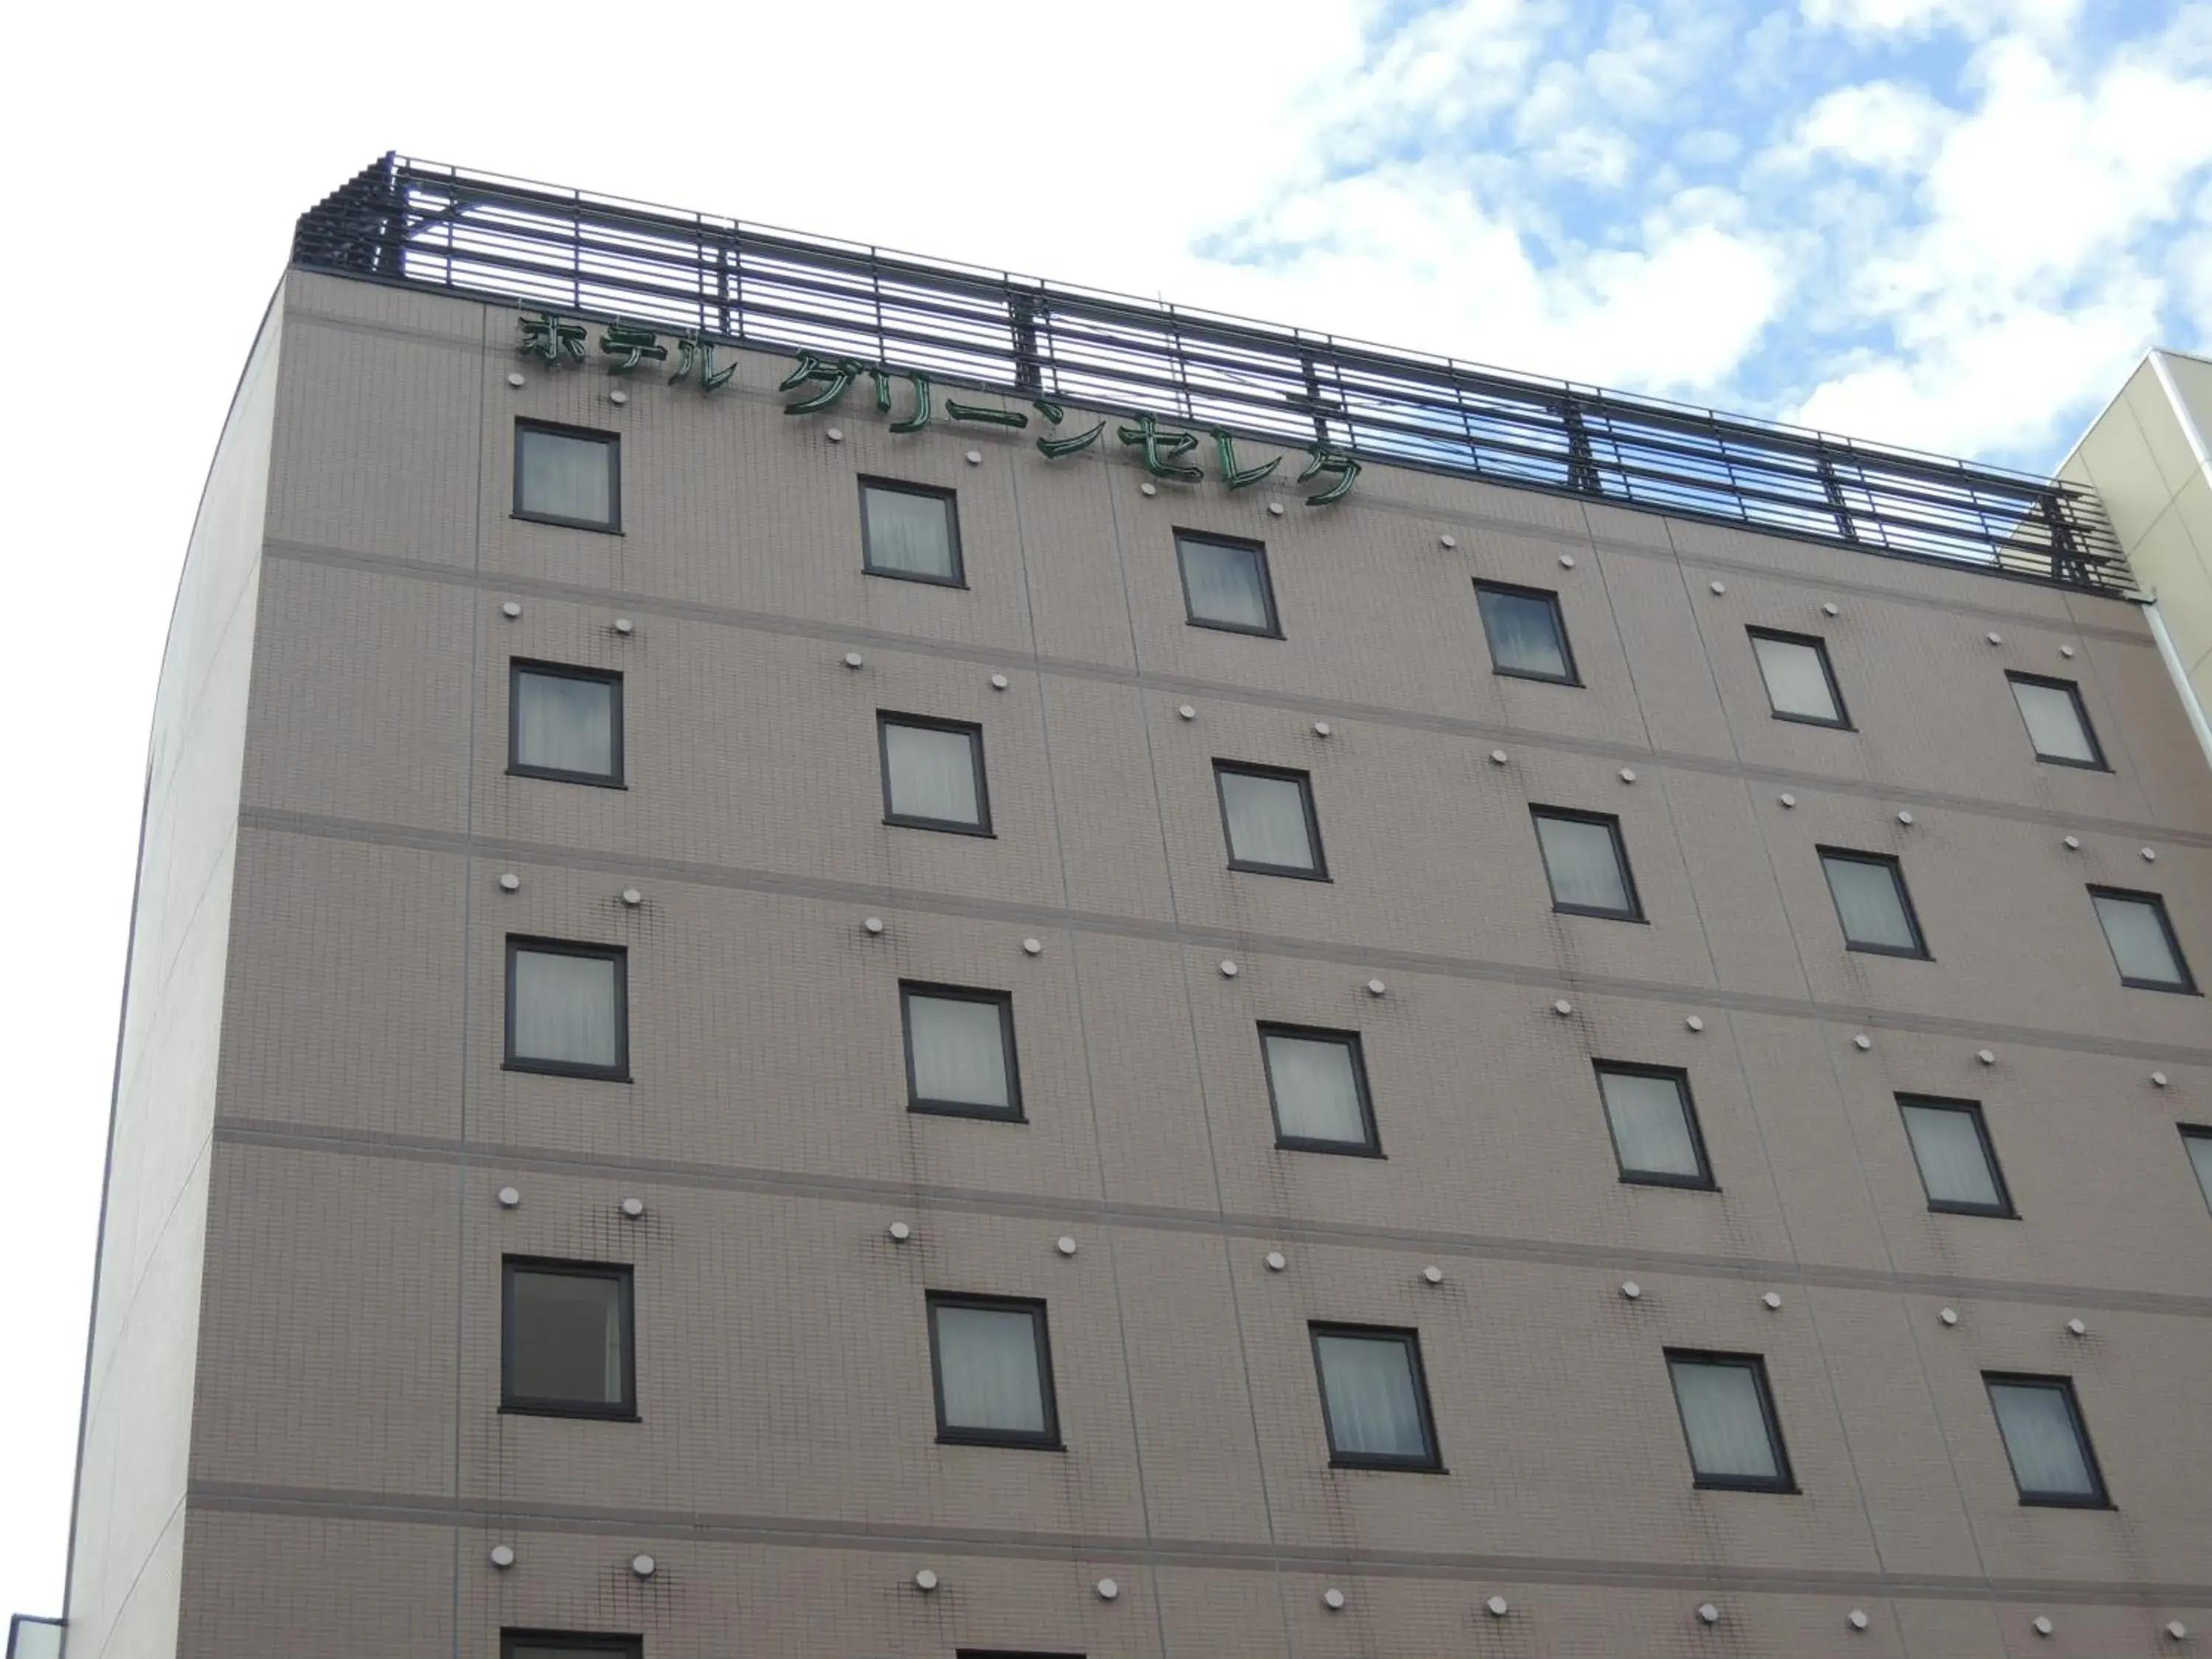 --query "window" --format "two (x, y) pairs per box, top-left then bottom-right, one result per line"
(513, 420), (619, 531)
(879, 713), (992, 835)
(1261, 1025), (1380, 1155)
(1665, 1351), (1795, 1492)
(860, 479), (962, 585)
(1214, 762), (1326, 878)
(2008, 673), (2104, 768)
(1309, 1324), (1442, 1470)
(1595, 1064), (1712, 1188)
(927, 1294), (1060, 1448)
(2089, 887), (2197, 992)
(502, 1260), (635, 1419)
(1899, 1096), (2013, 1217)
(504, 1636), (641, 1659)
(509, 661), (622, 786)
(505, 938), (628, 1081)
(1532, 808), (1641, 920)
(902, 984), (1021, 1120)
(1474, 581), (1578, 684)
(1984, 1374), (2109, 1506)
(2180, 1126), (2212, 1213)
(1177, 531), (1279, 636)
(1818, 849), (1928, 958)
(1748, 628), (1848, 727)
